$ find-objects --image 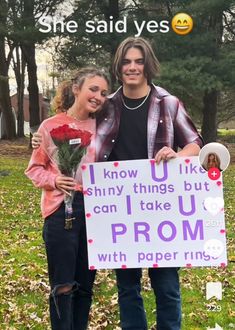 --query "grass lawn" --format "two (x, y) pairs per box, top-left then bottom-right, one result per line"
(0, 140), (234, 330)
